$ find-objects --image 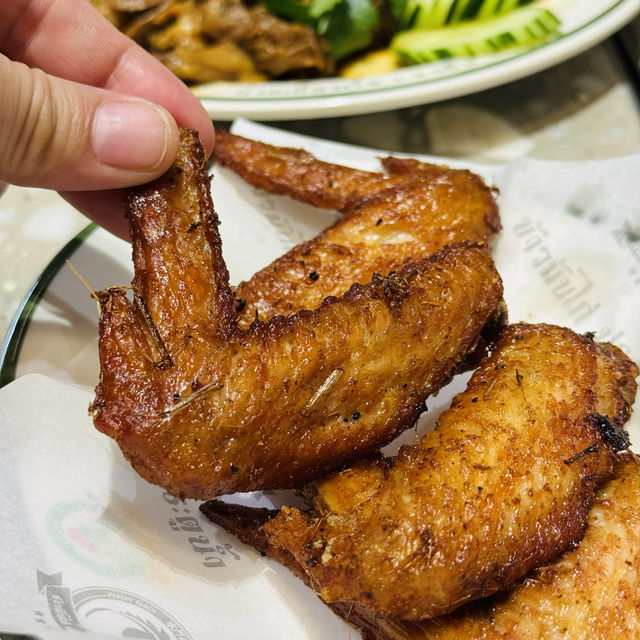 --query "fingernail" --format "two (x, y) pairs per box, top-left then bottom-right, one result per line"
(92, 101), (172, 171)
